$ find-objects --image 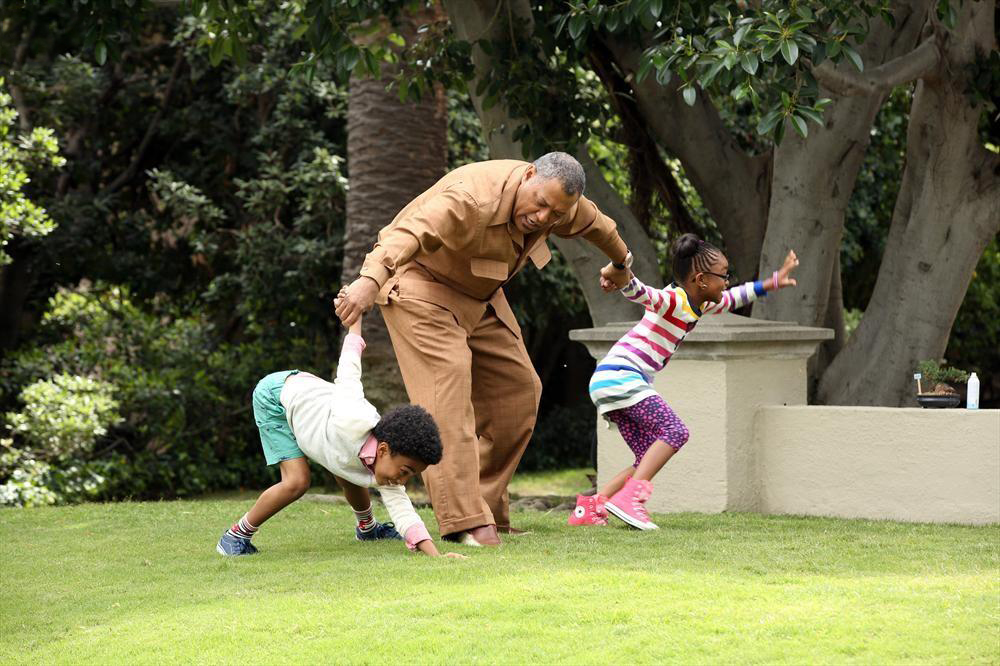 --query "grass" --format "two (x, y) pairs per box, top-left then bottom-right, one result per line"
(1, 499), (997, 665)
